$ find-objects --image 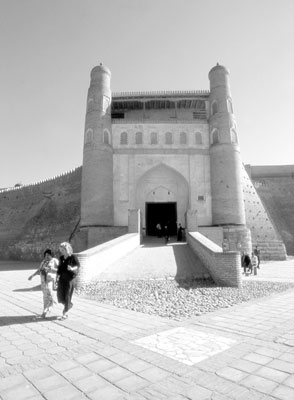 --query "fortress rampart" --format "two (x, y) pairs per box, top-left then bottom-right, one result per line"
(246, 165), (294, 178)
(242, 165), (286, 259)
(245, 164), (294, 256)
(1, 63), (293, 263)
(0, 167), (81, 260)
(0, 163), (293, 260)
